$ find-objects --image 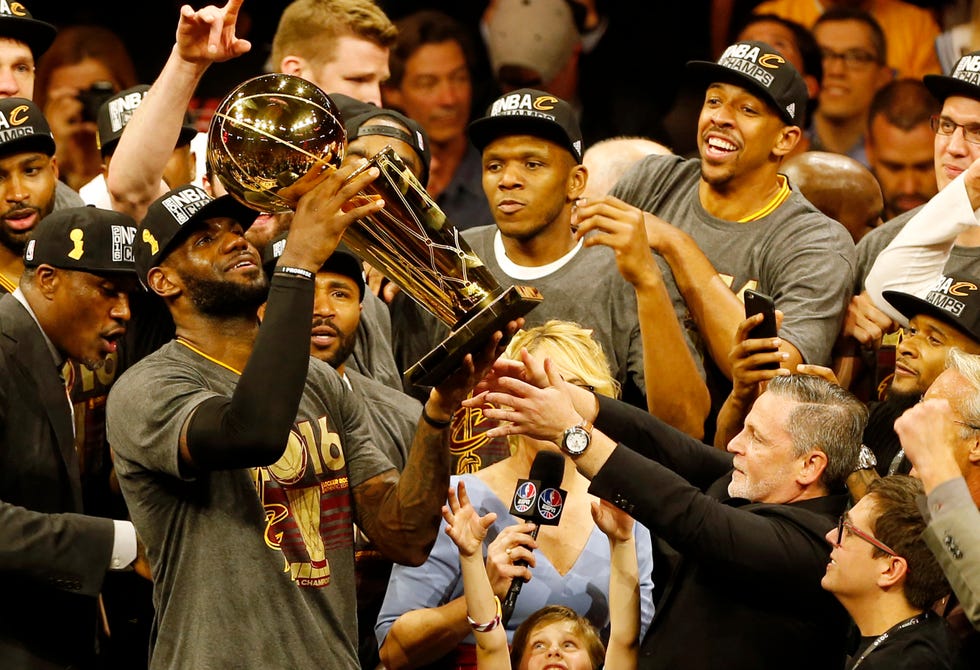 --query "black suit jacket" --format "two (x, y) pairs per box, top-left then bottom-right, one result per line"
(0, 294), (115, 669)
(588, 395), (851, 670)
